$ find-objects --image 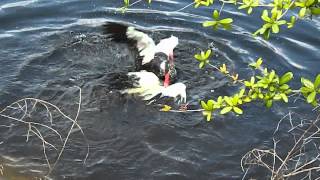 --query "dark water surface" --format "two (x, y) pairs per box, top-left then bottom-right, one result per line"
(0, 0), (319, 179)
